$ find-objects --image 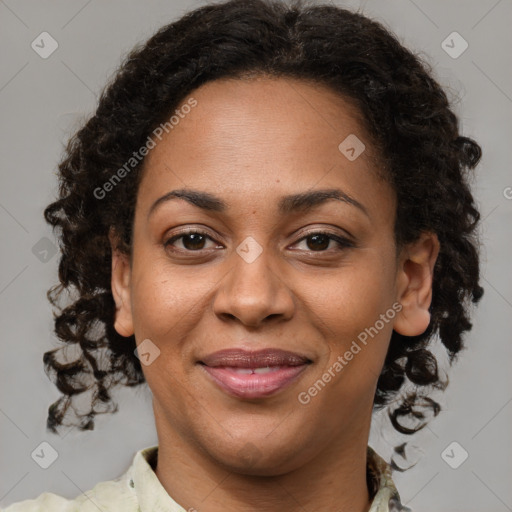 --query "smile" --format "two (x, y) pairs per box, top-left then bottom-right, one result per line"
(199, 364), (309, 399)
(198, 348), (312, 399)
